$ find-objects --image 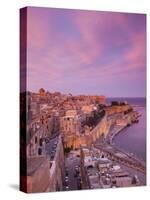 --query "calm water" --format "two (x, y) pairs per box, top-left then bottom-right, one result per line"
(107, 97), (146, 161)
